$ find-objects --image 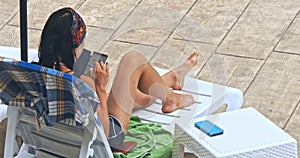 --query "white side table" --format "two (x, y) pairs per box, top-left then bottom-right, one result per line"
(172, 107), (297, 158)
